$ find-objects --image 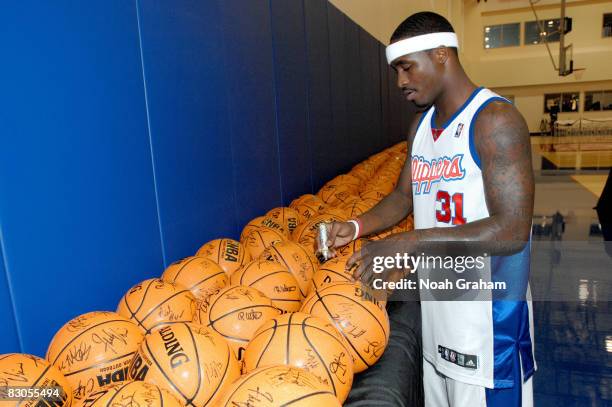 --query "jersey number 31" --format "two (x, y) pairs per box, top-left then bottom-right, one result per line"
(436, 191), (467, 225)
